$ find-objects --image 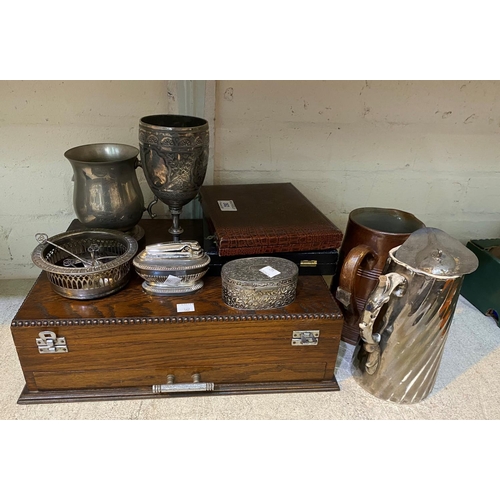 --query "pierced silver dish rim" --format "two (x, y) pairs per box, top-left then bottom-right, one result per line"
(31, 228), (138, 275)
